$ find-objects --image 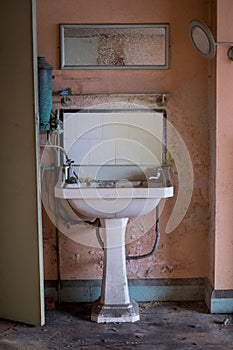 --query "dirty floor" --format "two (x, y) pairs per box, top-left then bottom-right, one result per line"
(0, 301), (233, 349)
